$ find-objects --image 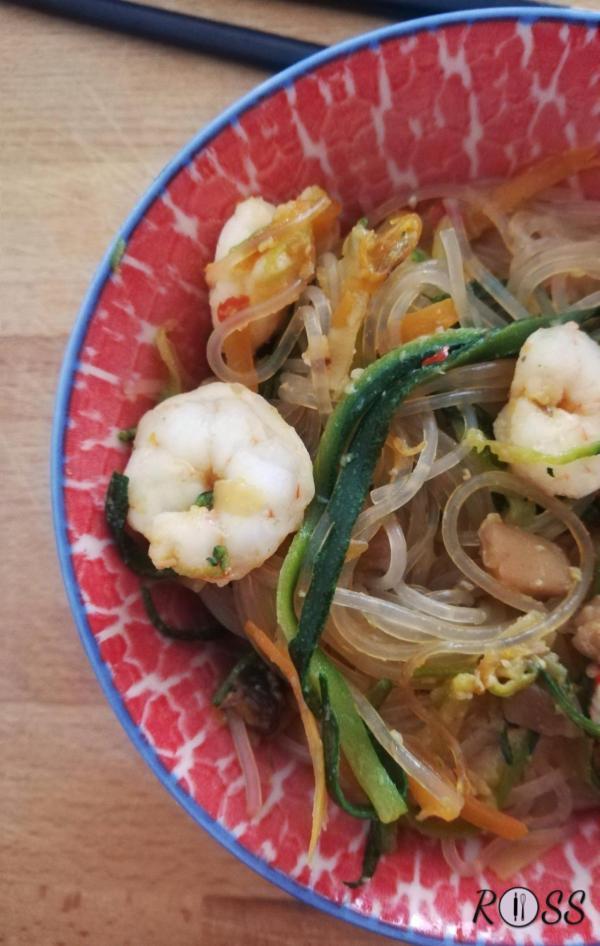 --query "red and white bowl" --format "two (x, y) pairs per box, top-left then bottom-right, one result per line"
(52, 9), (600, 943)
